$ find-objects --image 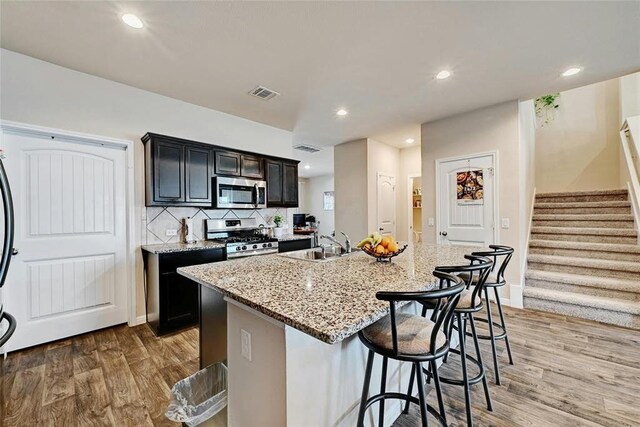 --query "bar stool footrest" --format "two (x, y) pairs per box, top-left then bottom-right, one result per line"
(362, 392), (447, 426)
(433, 348), (486, 386)
(467, 316), (508, 340)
